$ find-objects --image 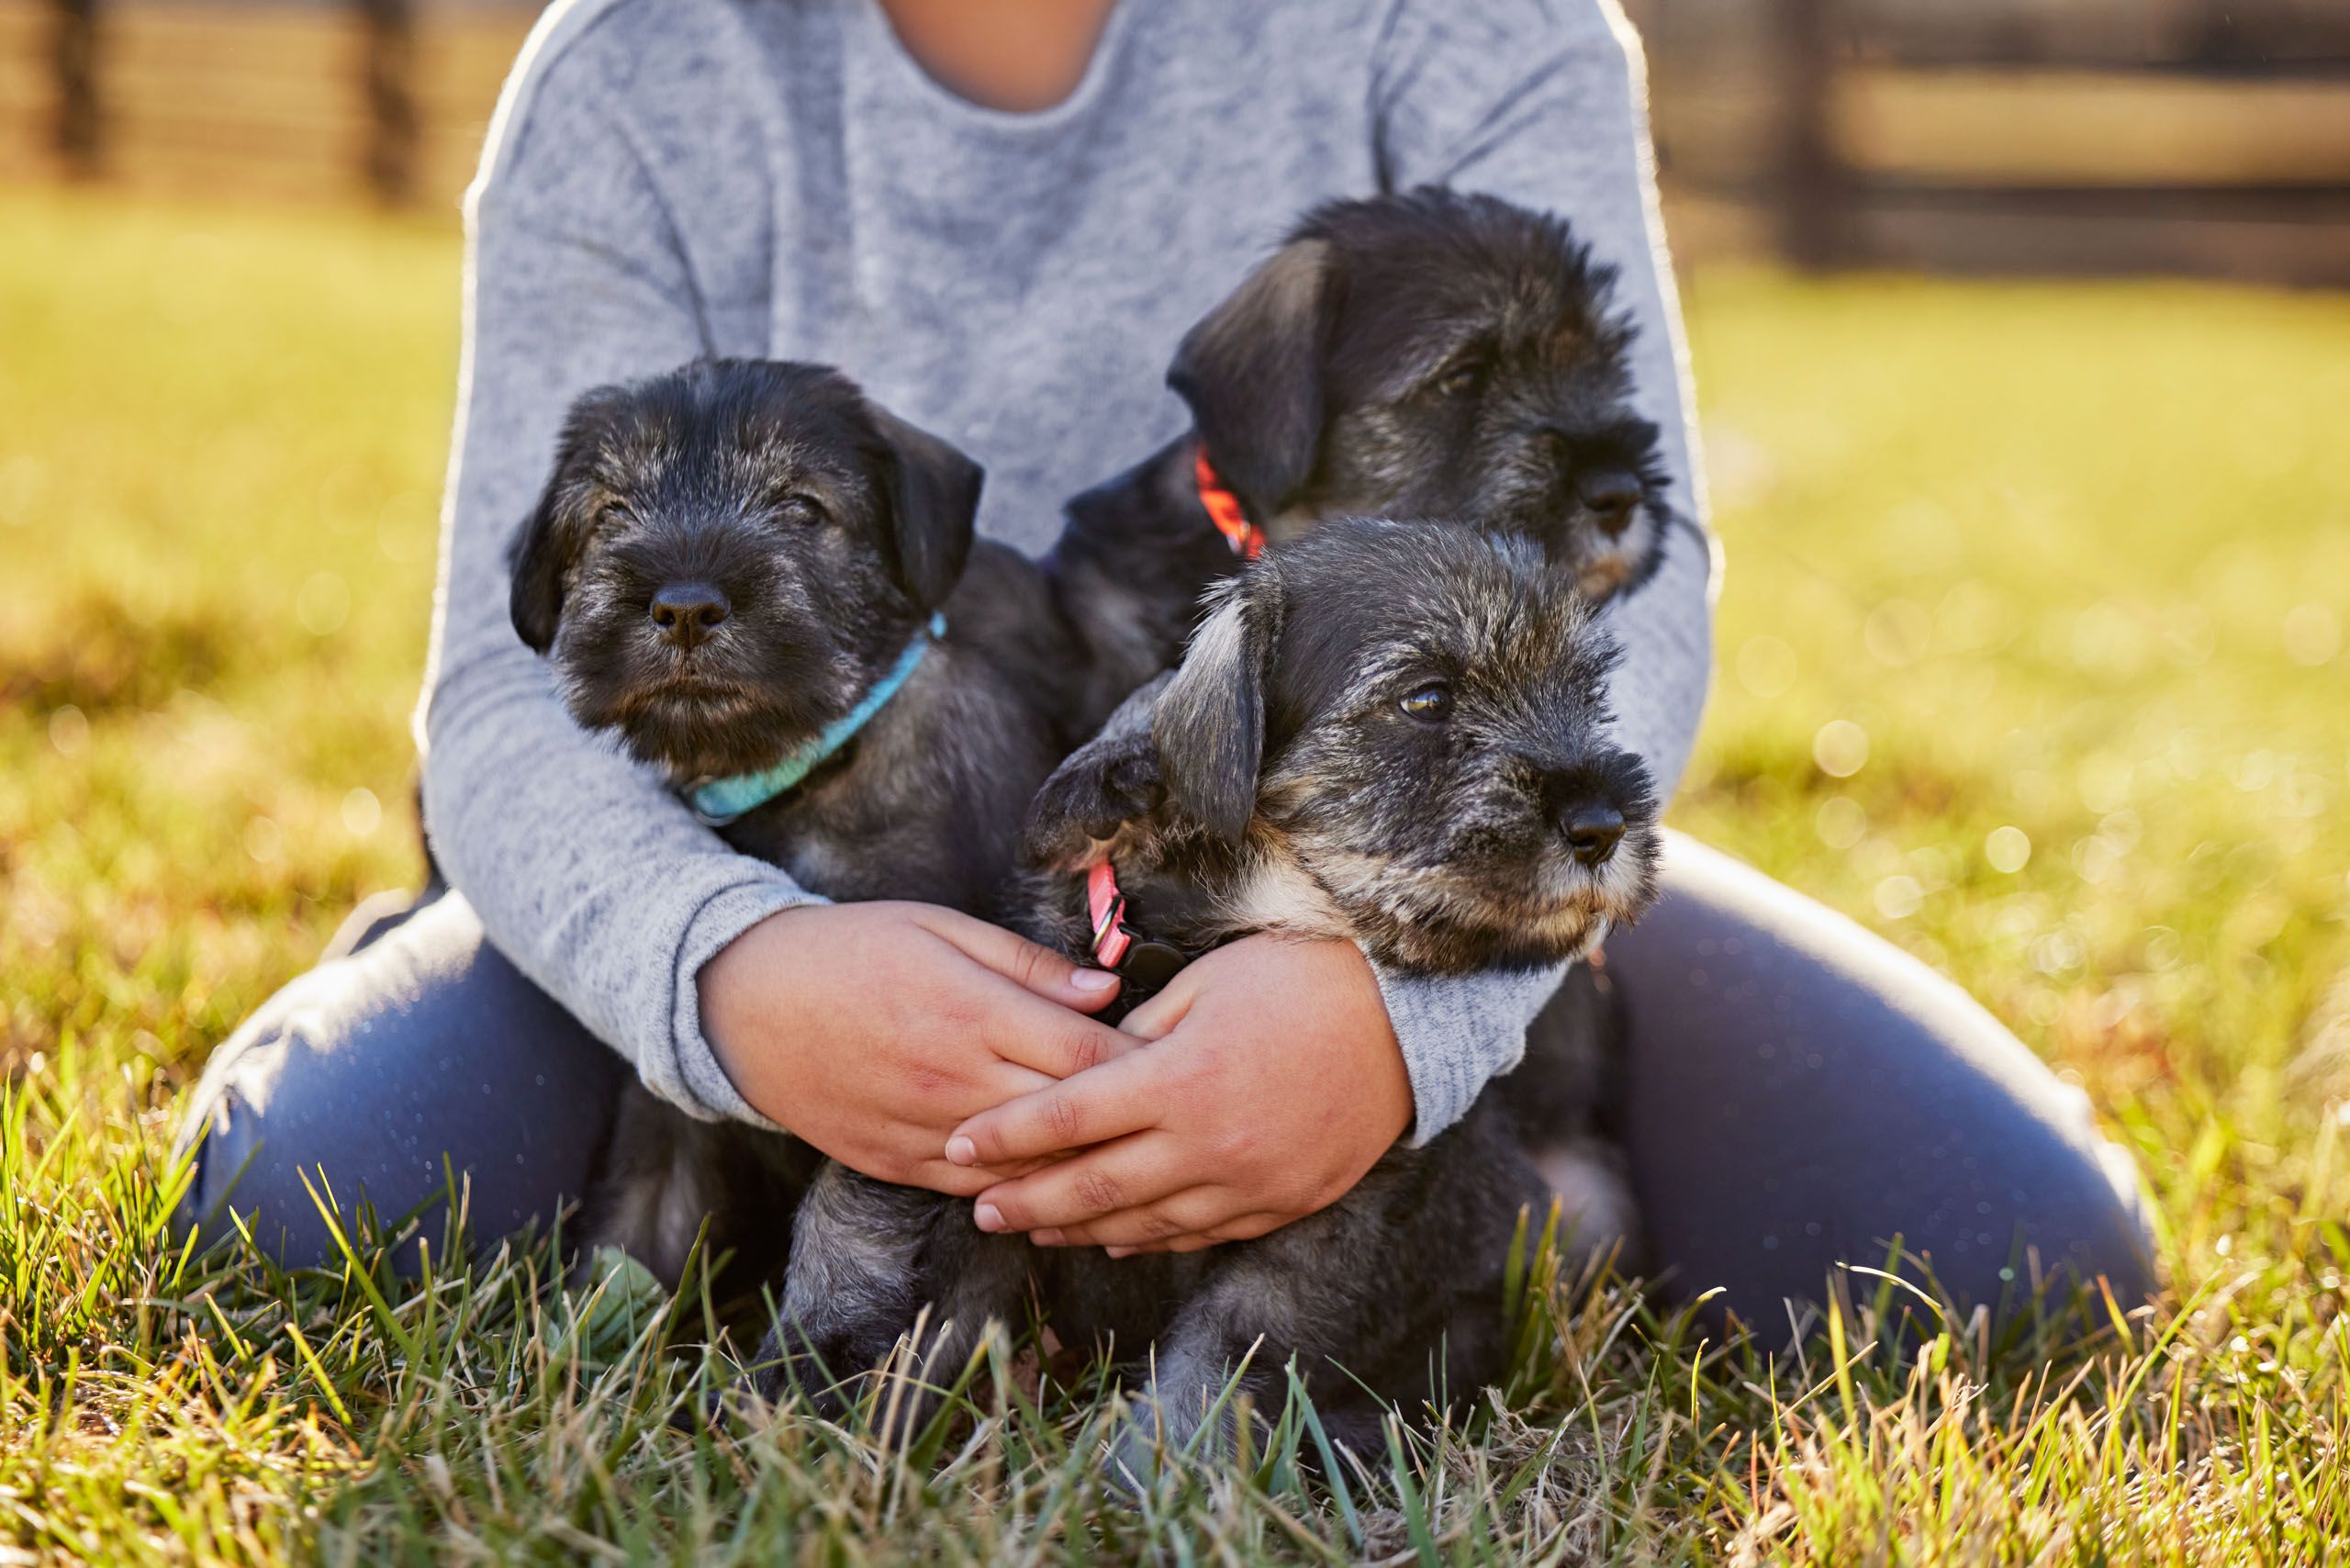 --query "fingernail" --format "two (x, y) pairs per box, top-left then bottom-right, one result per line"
(946, 1136), (977, 1166)
(1105, 1246), (1136, 1260)
(975, 1203), (1004, 1233)
(1031, 1228), (1065, 1247)
(1069, 968), (1120, 993)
